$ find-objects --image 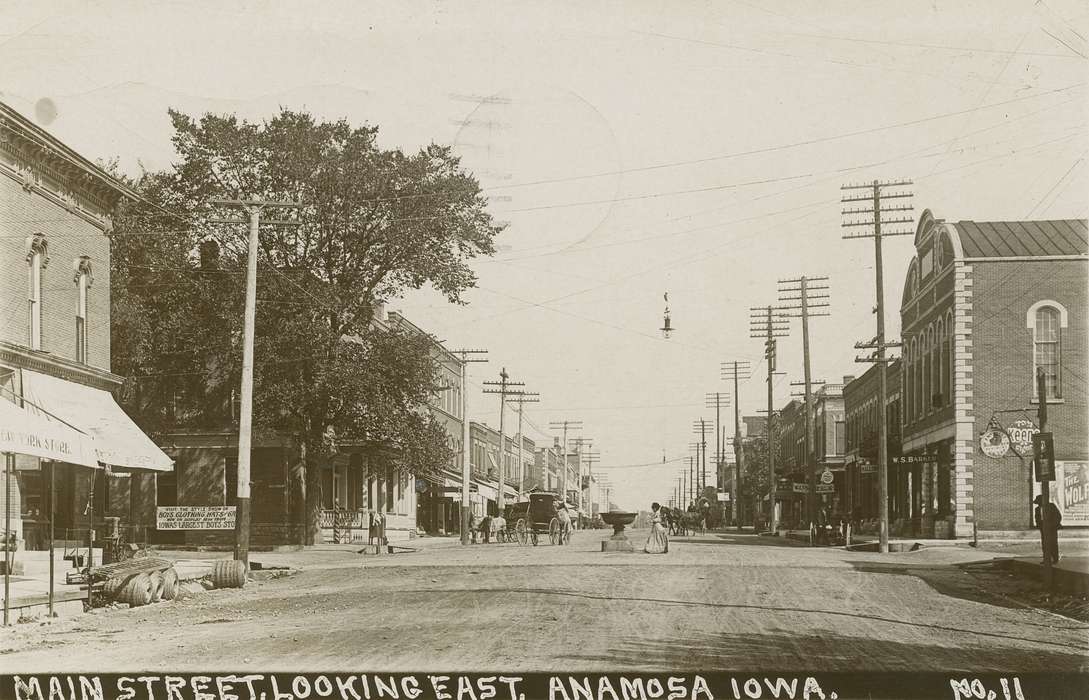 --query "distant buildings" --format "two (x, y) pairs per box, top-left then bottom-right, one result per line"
(766, 210), (1087, 538)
